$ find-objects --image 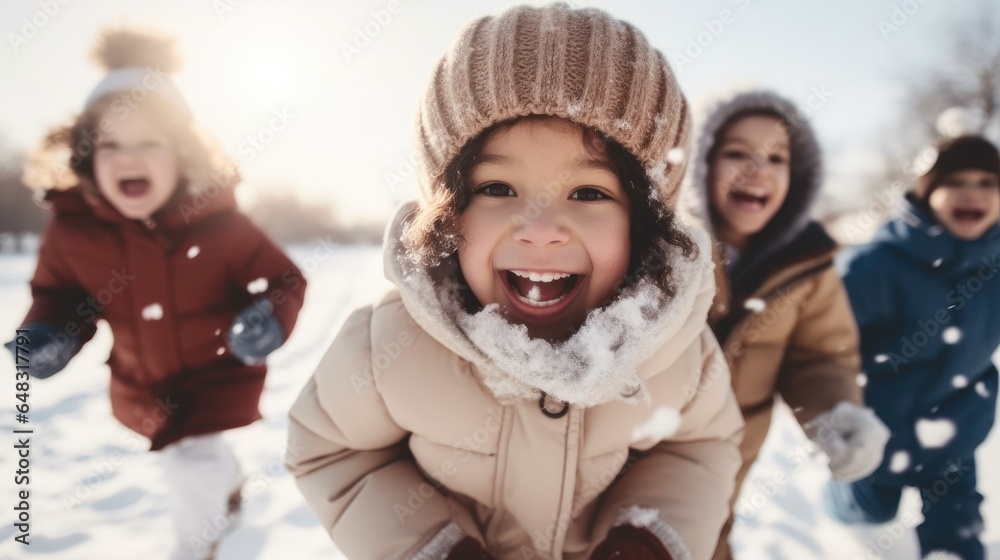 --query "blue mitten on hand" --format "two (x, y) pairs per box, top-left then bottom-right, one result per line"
(4, 323), (80, 379)
(225, 300), (285, 366)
